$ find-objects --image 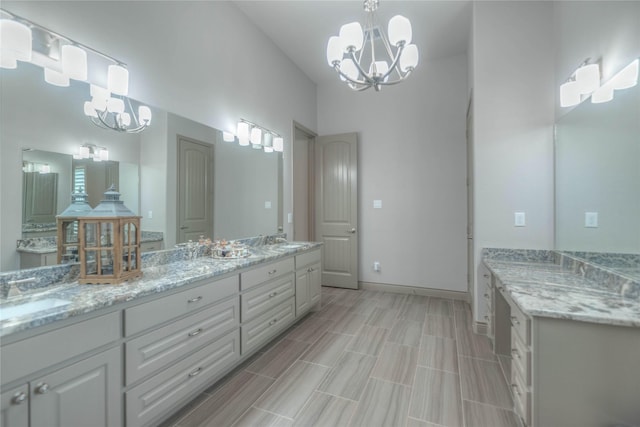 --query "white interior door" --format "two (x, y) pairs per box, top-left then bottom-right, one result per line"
(177, 136), (213, 243)
(315, 133), (358, 289)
